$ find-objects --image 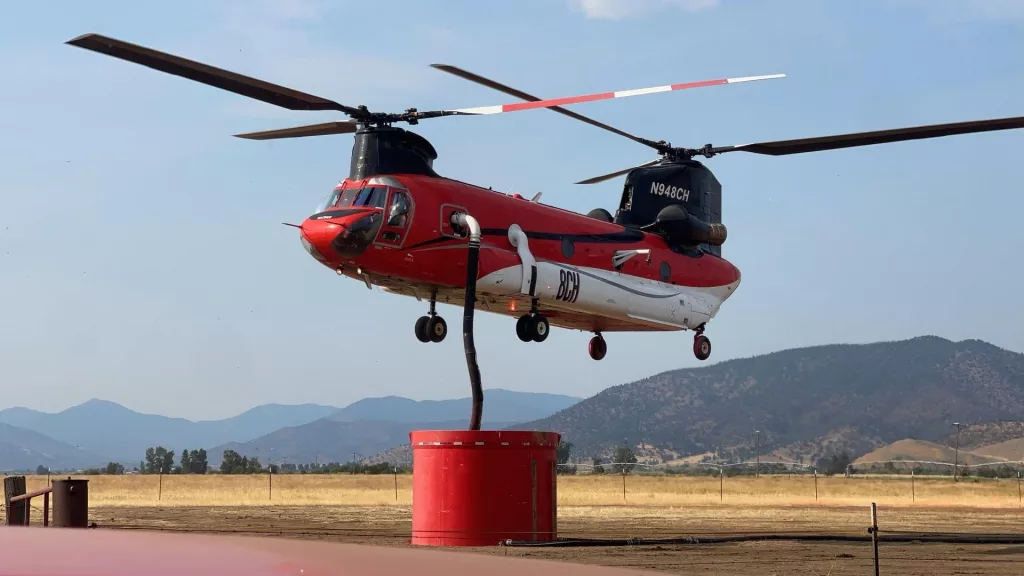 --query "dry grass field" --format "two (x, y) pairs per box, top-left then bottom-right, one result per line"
(9, 473), (1024, 575)
(17, 471), (1024, 508)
